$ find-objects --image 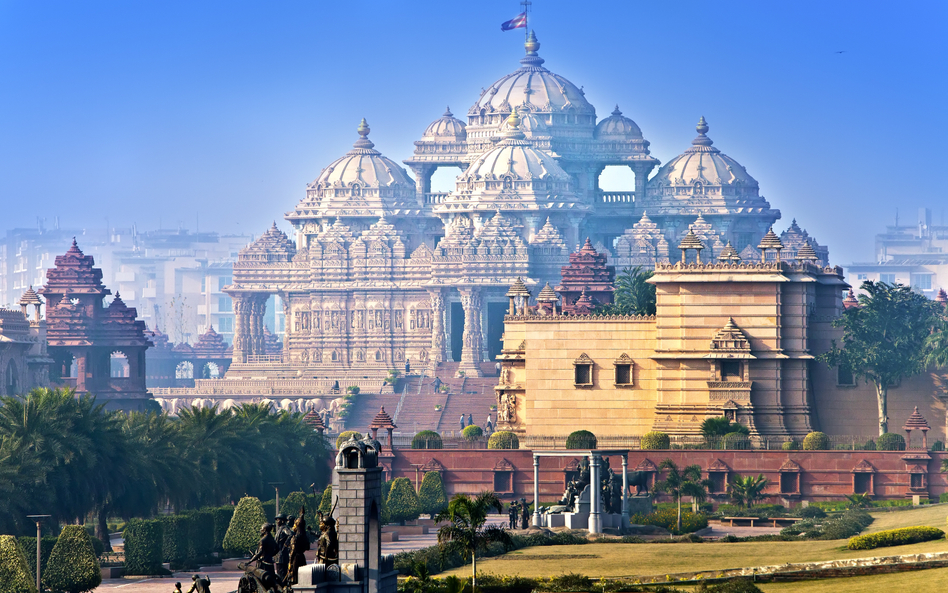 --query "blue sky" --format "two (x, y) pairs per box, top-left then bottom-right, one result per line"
(0, 0), (945, 266)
